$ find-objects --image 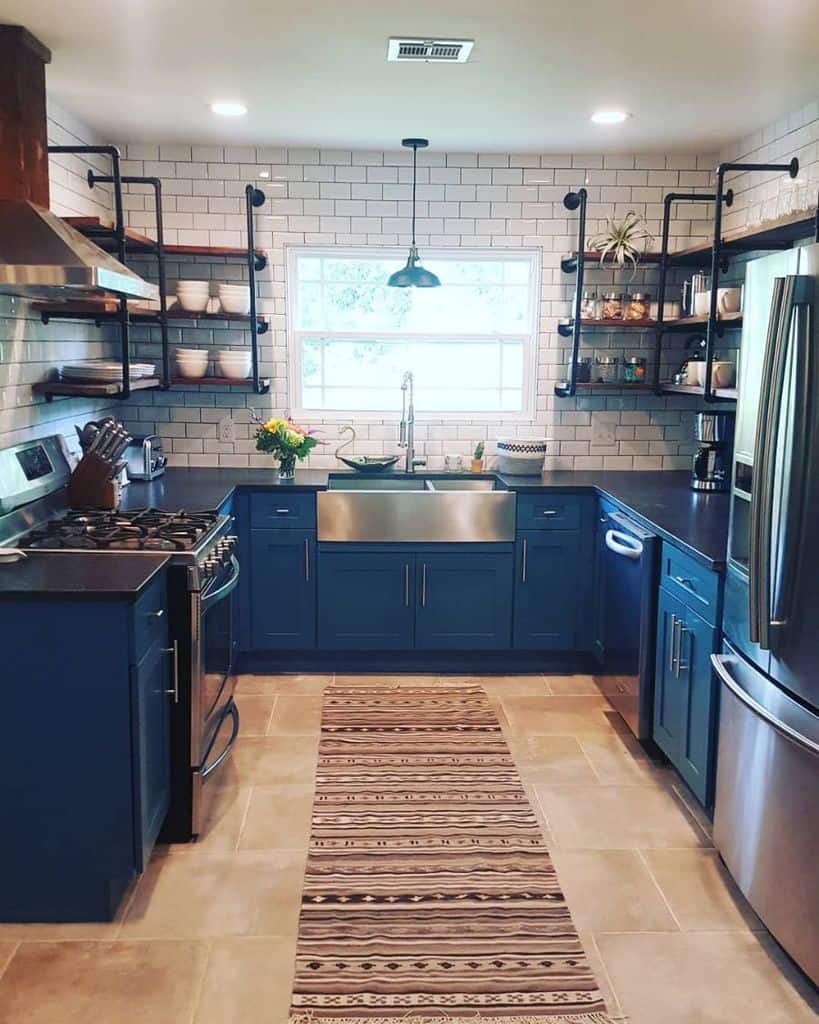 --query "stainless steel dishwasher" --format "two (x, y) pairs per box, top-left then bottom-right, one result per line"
(593, 507), (659, 742)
